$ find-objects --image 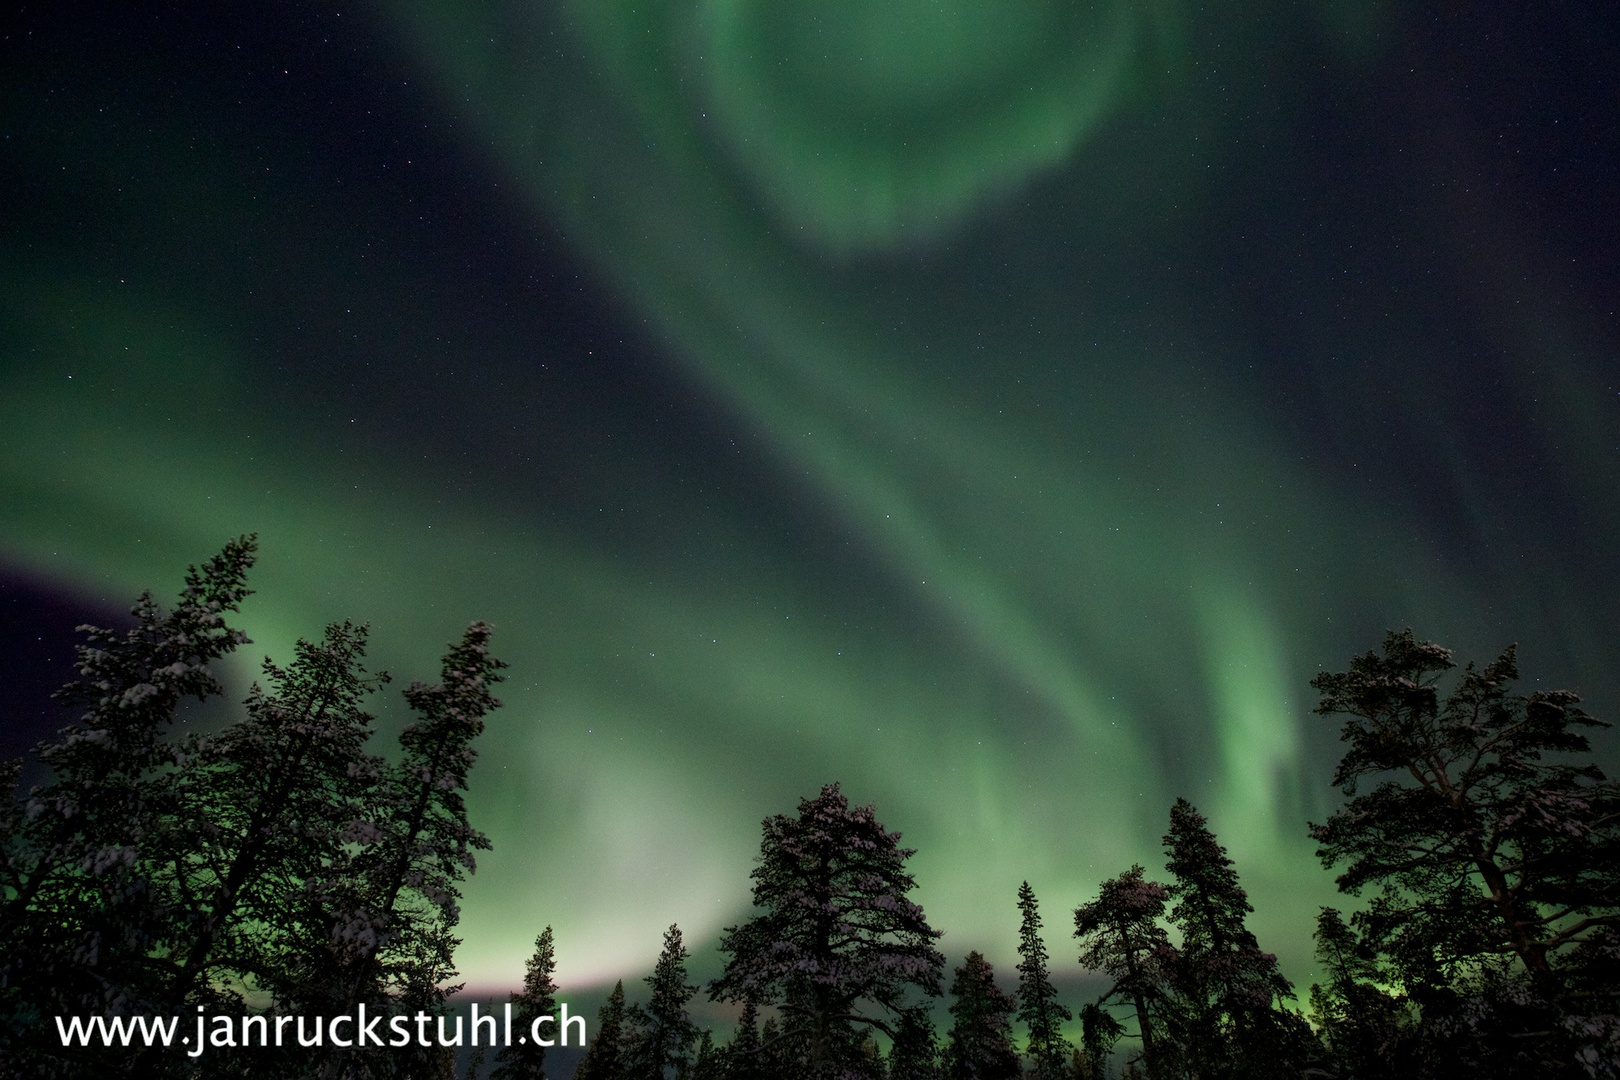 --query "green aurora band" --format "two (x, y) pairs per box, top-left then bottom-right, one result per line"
(2, 0), (1616, 1008)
